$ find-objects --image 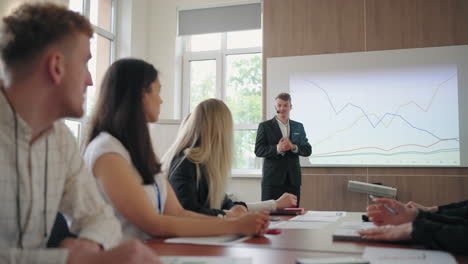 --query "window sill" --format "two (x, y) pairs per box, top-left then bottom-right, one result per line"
(231, 169), (262, 178)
